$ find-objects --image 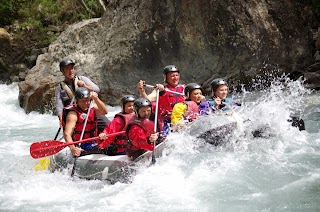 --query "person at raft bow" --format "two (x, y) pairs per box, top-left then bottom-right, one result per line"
(171, 83), (208, 131)
(55, 58), (110, 133)
(137, 65), (185, 135)
(201, 78), (240, 114)
(98, 95), (136, 155)
(63, 87), (108, 157)
(126, 98), (160, 160)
